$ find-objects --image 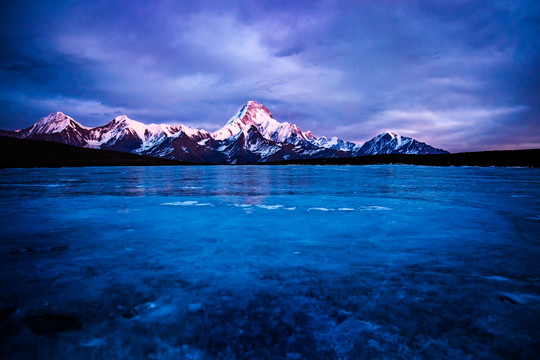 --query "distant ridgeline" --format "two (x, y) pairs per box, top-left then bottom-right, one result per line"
(2, 101), (538, 167)
(0, 101), (448, 165)
(1, 135), (538, 168)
